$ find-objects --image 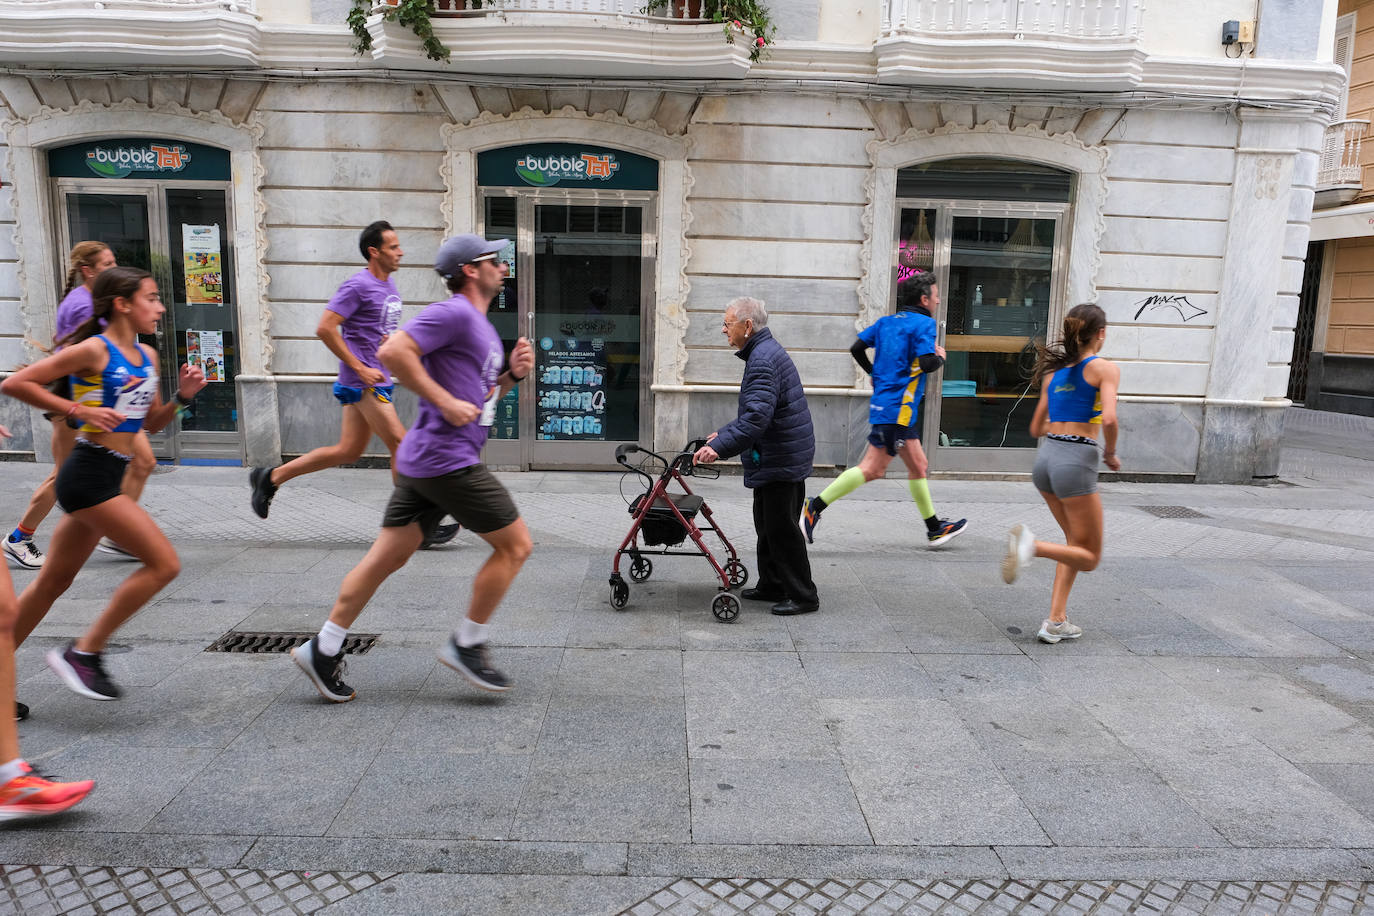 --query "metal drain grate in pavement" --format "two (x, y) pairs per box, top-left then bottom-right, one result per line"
(620, 877), (1374, 915)
(1139, 504), (1210, 519)
(1, 865), (395, 915)
(204, 631), (379, 654)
